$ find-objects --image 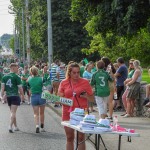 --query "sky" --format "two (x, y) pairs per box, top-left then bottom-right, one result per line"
(0, 0), (14, 36)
